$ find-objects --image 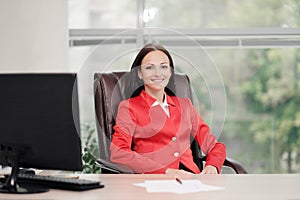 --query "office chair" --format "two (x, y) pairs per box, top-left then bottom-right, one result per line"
(94, 71), (247, 174)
